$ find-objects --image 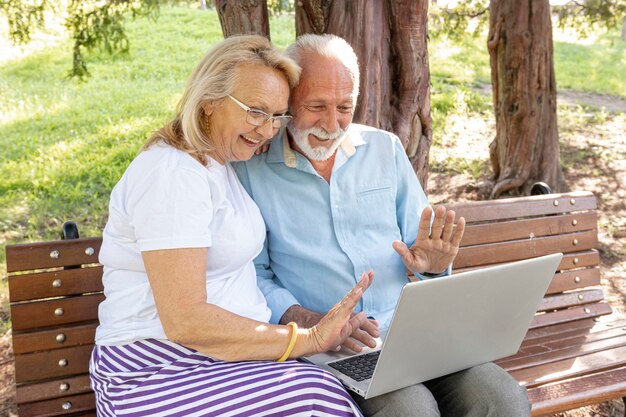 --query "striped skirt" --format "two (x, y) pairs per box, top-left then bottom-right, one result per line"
(90, 339), (363, 417)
